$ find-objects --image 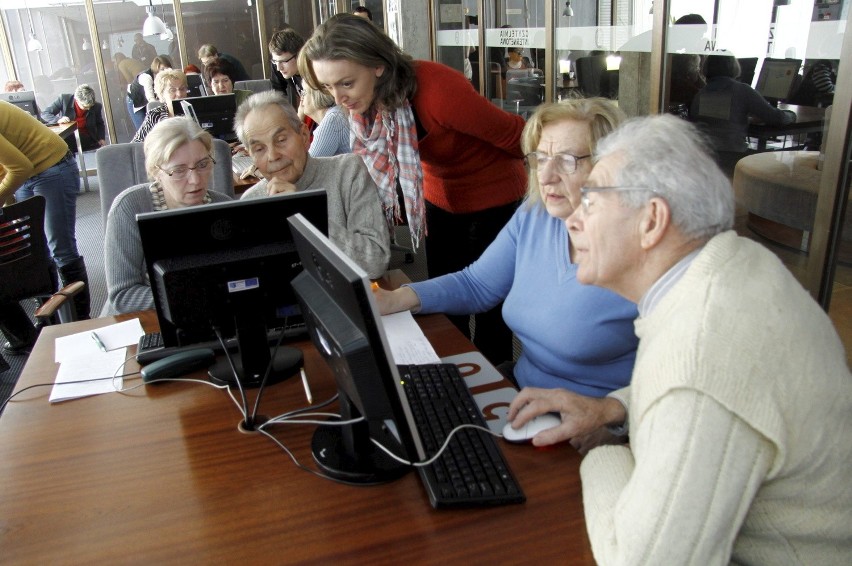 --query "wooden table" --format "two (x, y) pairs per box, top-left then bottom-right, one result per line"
(48, 122), (90, 193)
(0, 309), (594, 563)
(748, 104), (826, 151)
